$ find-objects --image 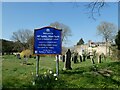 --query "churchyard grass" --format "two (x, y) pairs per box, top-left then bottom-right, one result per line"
(2, 55), (120, 88)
